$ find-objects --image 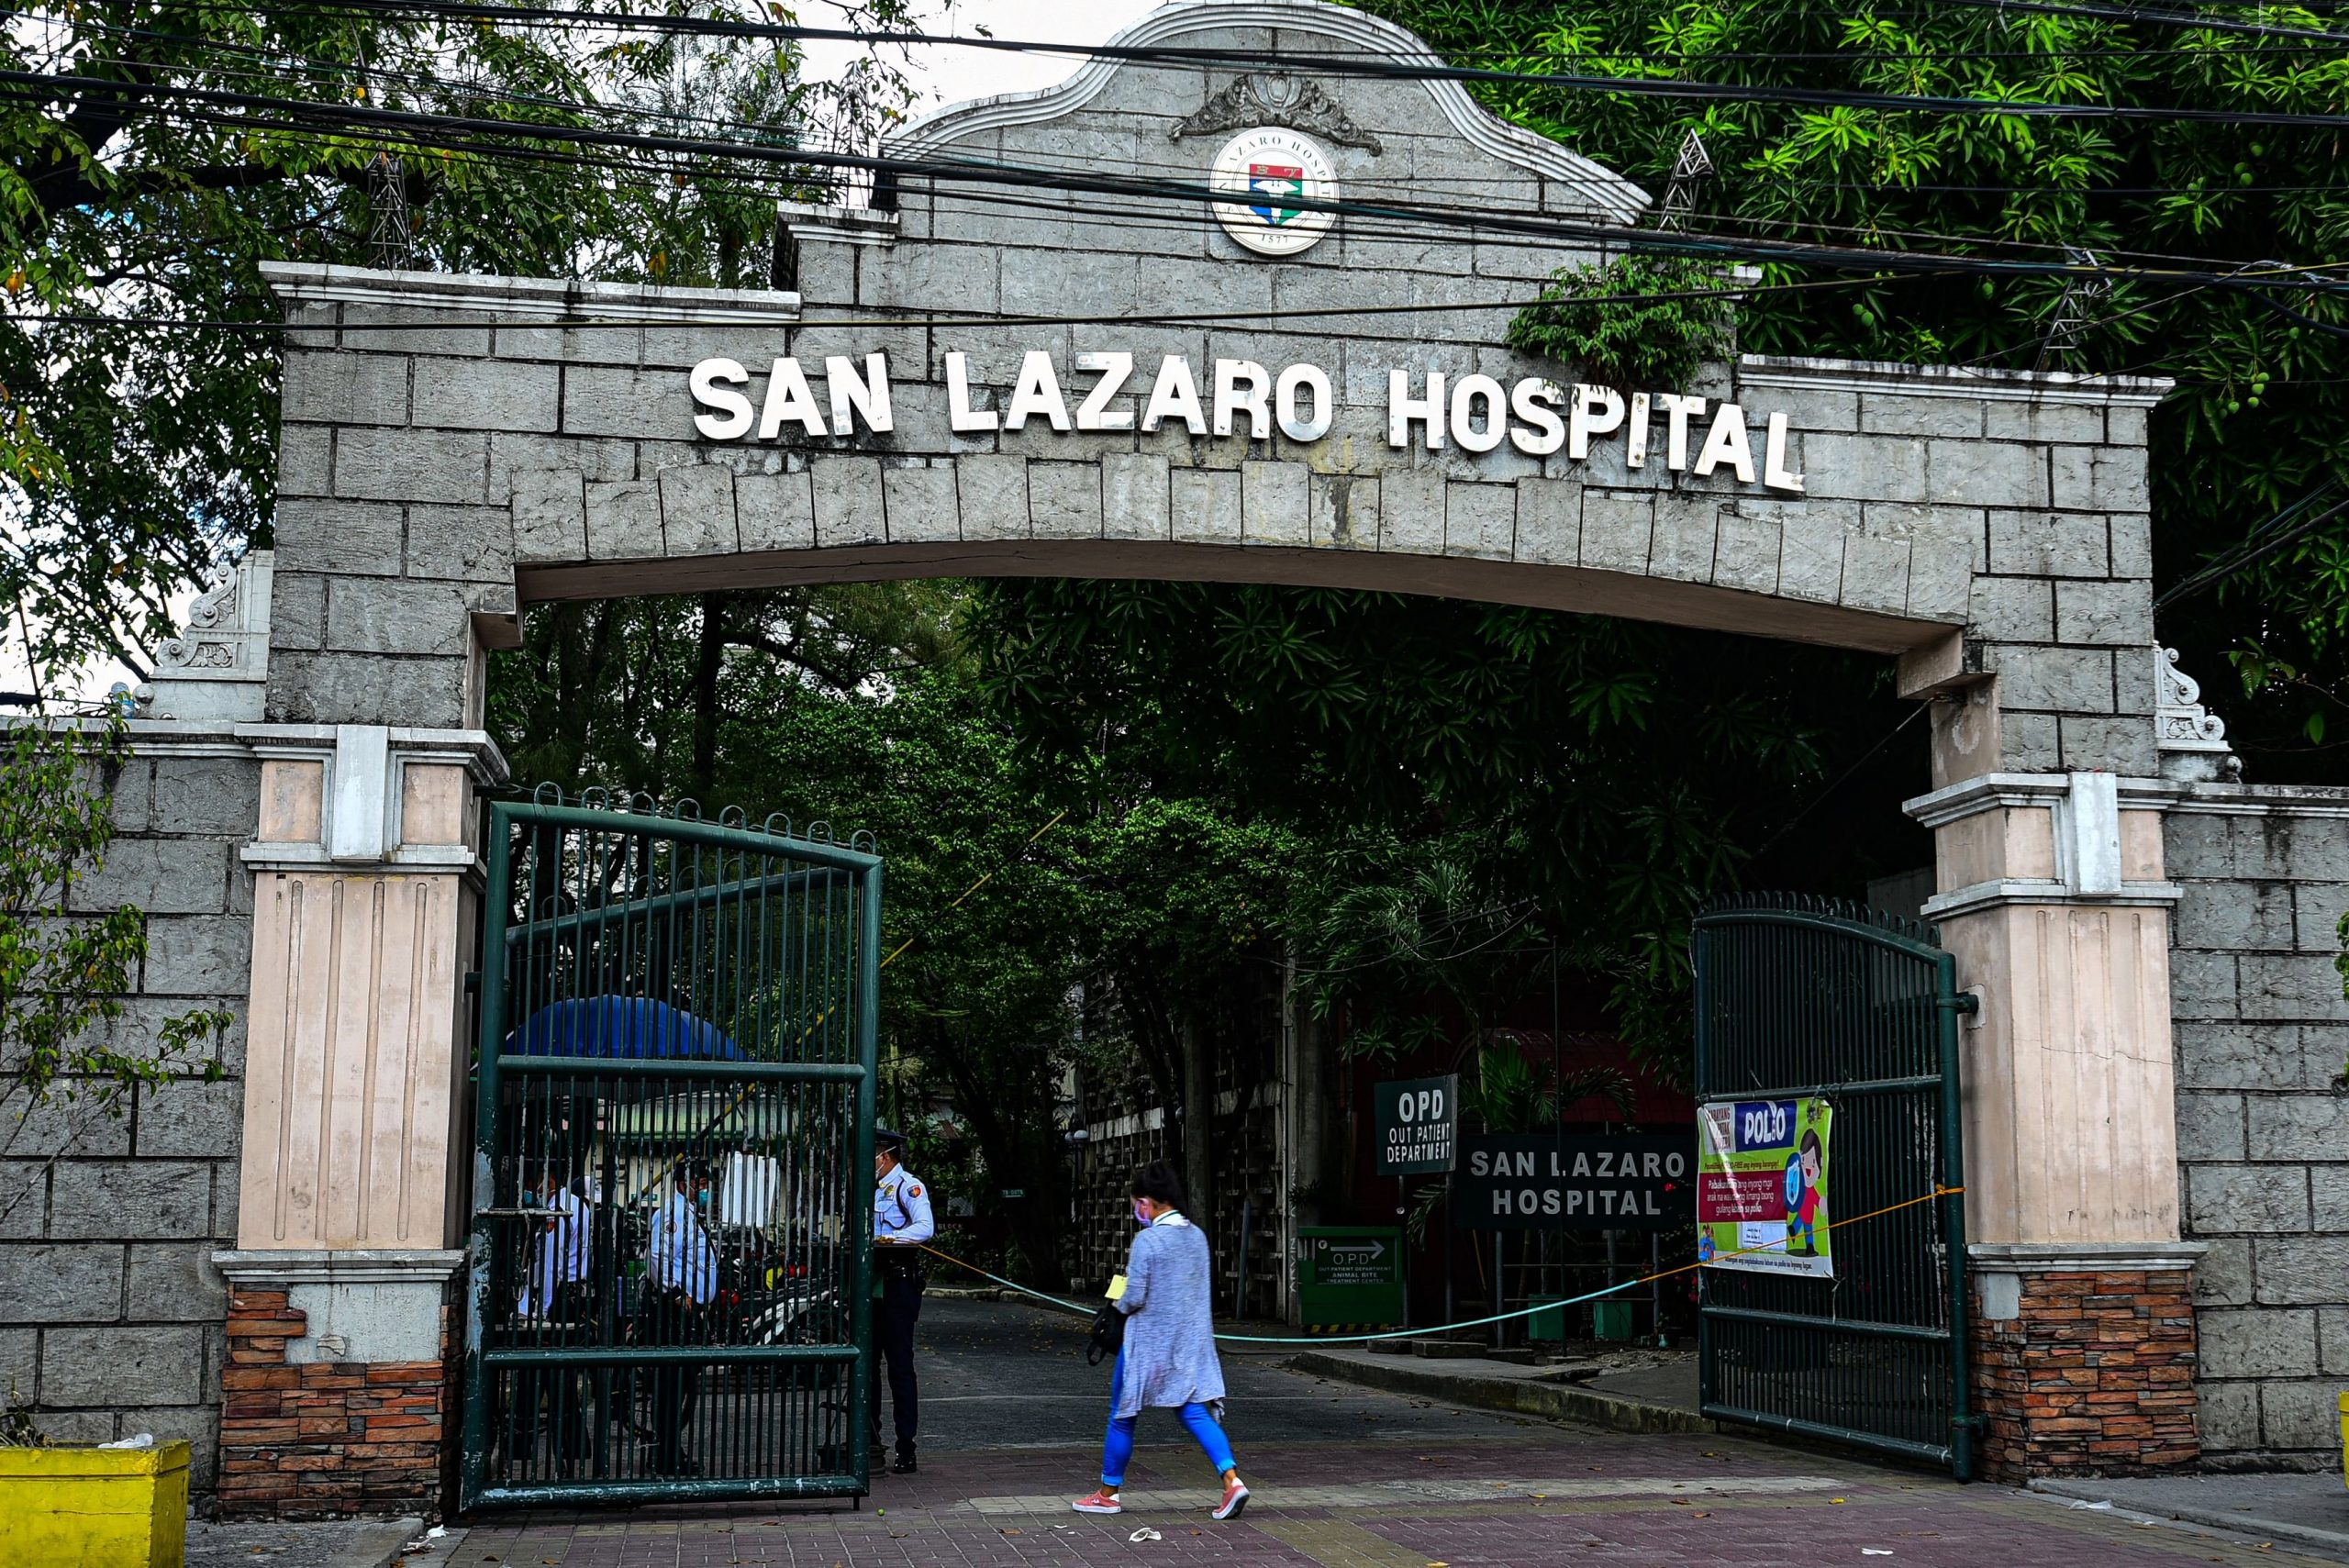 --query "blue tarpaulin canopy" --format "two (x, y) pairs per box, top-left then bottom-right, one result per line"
(507, 995), (745, 1061)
